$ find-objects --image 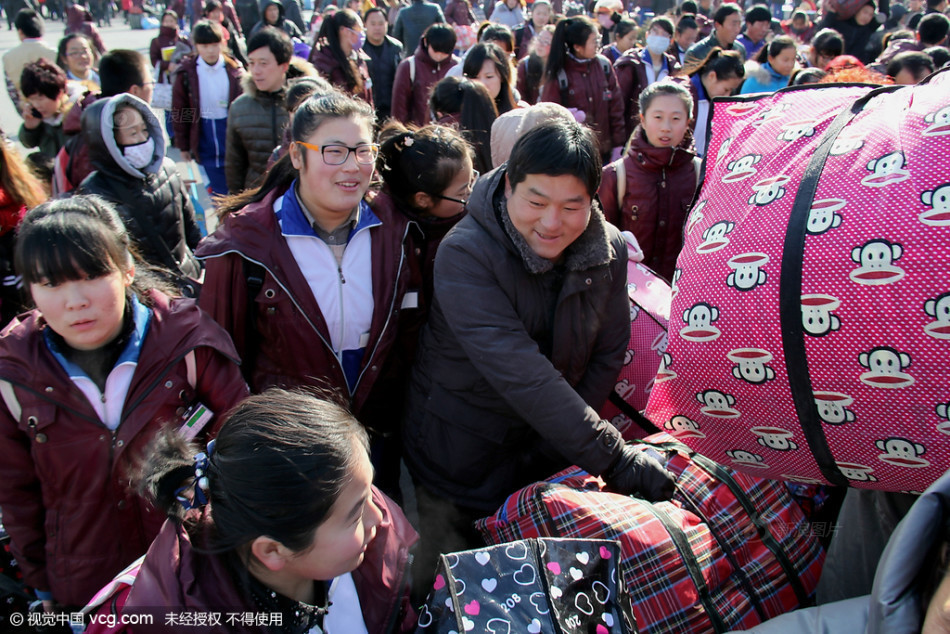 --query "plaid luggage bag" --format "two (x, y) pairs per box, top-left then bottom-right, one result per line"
(646, 70), (950, 493)
(476, 433), (824, 634)
(599, 233), (672, 440)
